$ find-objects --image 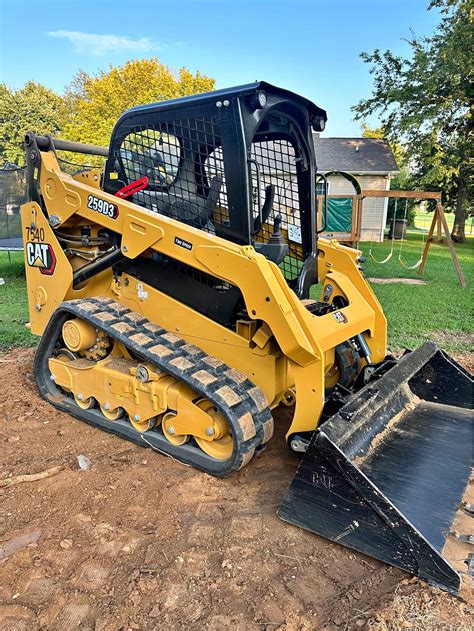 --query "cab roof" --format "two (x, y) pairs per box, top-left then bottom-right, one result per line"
(122, 81), (327, 126)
